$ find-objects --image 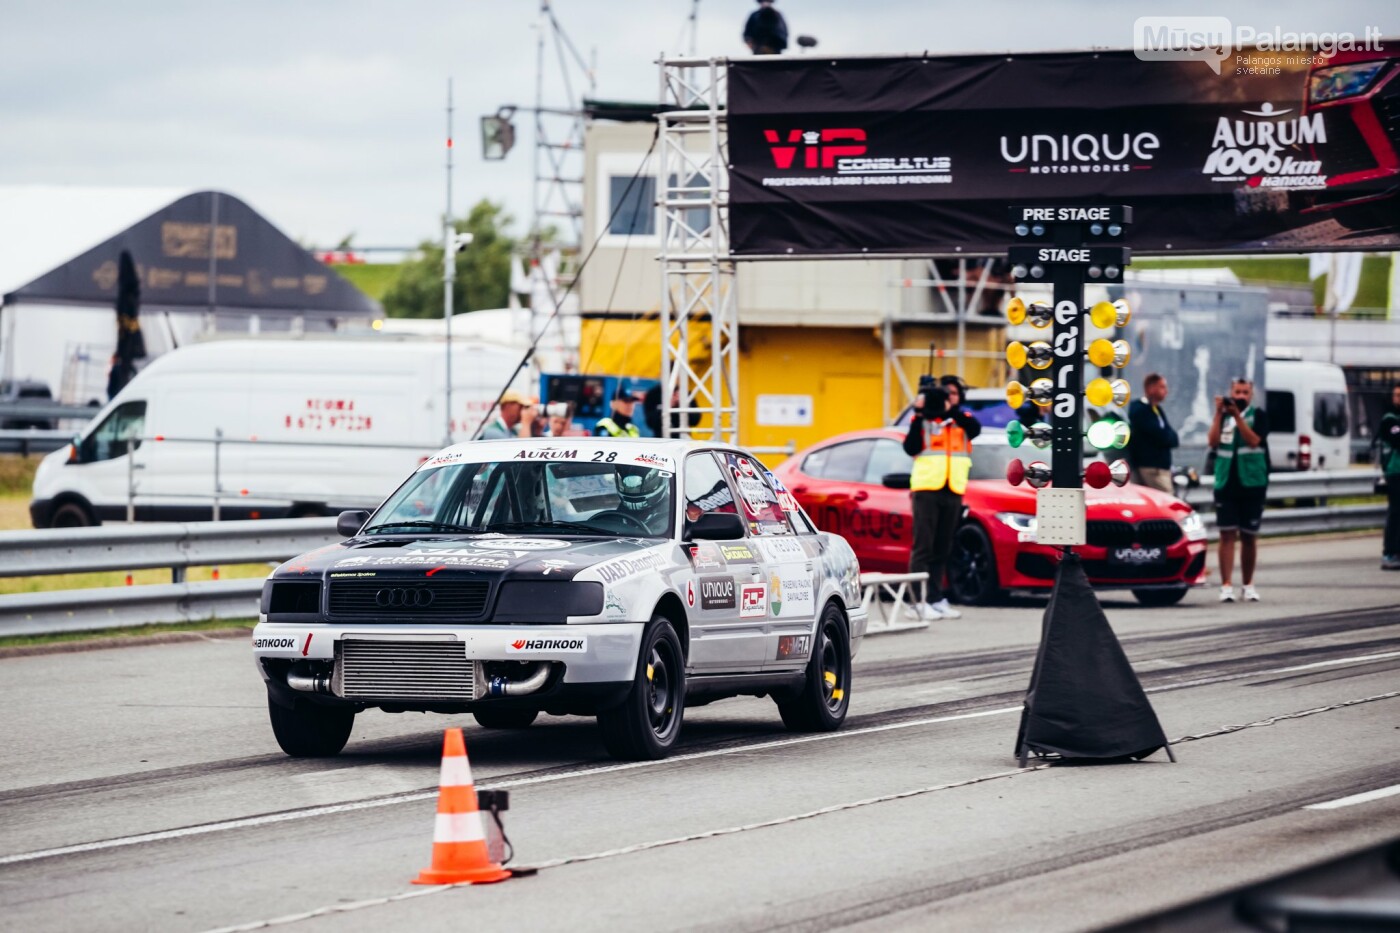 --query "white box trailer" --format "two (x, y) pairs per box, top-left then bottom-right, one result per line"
(29, 337), (524, 526)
